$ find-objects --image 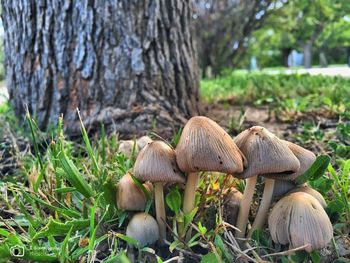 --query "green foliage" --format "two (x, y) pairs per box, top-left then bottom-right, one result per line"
(295, 155), (331, 184)
(201, 72), (350, 121)
(0, 114), (133, 261)
(246, 0), (350, 67)
(166, 187), (182, 214)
